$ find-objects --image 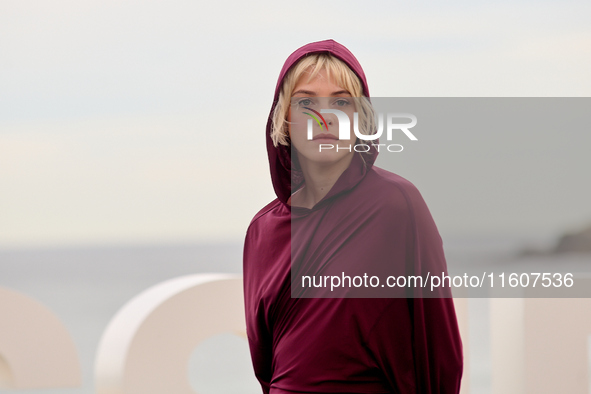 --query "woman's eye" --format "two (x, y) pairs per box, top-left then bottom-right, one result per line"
(335, 99), (350, 107)
(299, 98), (312, 106)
